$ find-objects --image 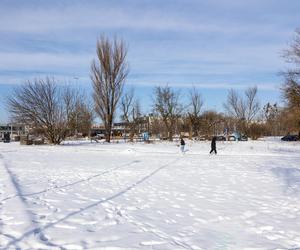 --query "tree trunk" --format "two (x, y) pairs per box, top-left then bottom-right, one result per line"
(189, 119), (193, 140)
(168, 131), (173, 141)
(105, 121), (112, 143)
